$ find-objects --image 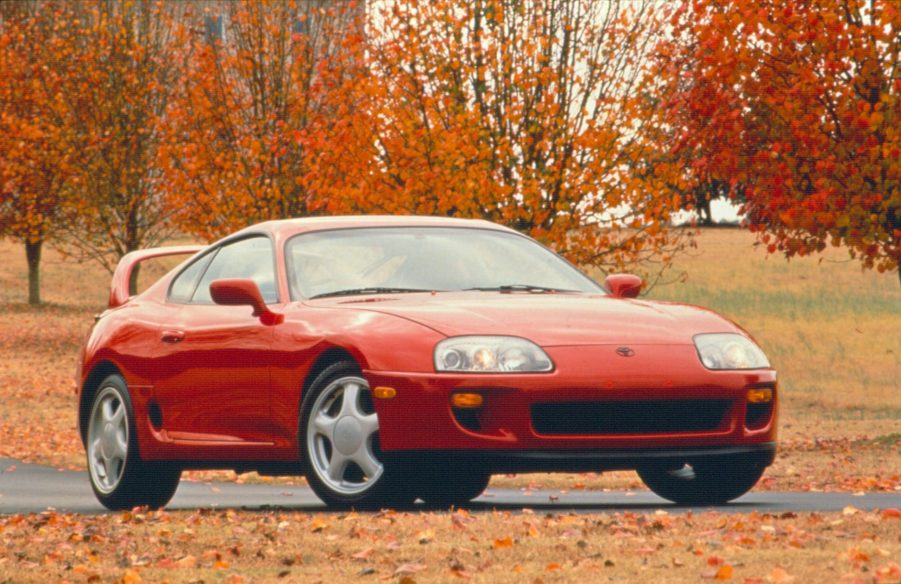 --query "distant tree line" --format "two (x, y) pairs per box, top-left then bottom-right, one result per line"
(1, 0), (897, 305)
